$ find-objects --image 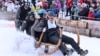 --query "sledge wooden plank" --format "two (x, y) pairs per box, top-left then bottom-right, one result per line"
(55, 18), (88, 29)
(62, 26), (90, 36)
